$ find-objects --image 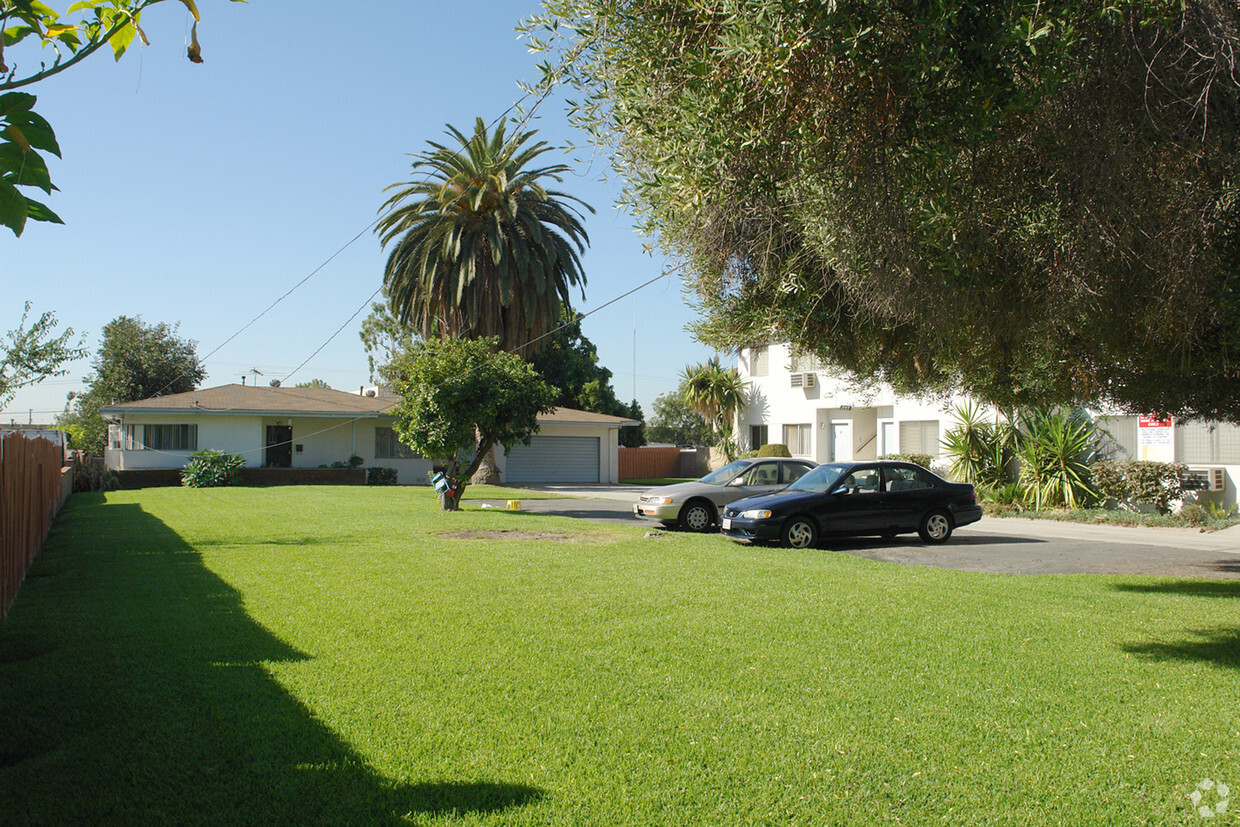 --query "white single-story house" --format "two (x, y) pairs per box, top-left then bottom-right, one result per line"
(737, 343), (1240, 506)
(100, 384), (637, 485)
